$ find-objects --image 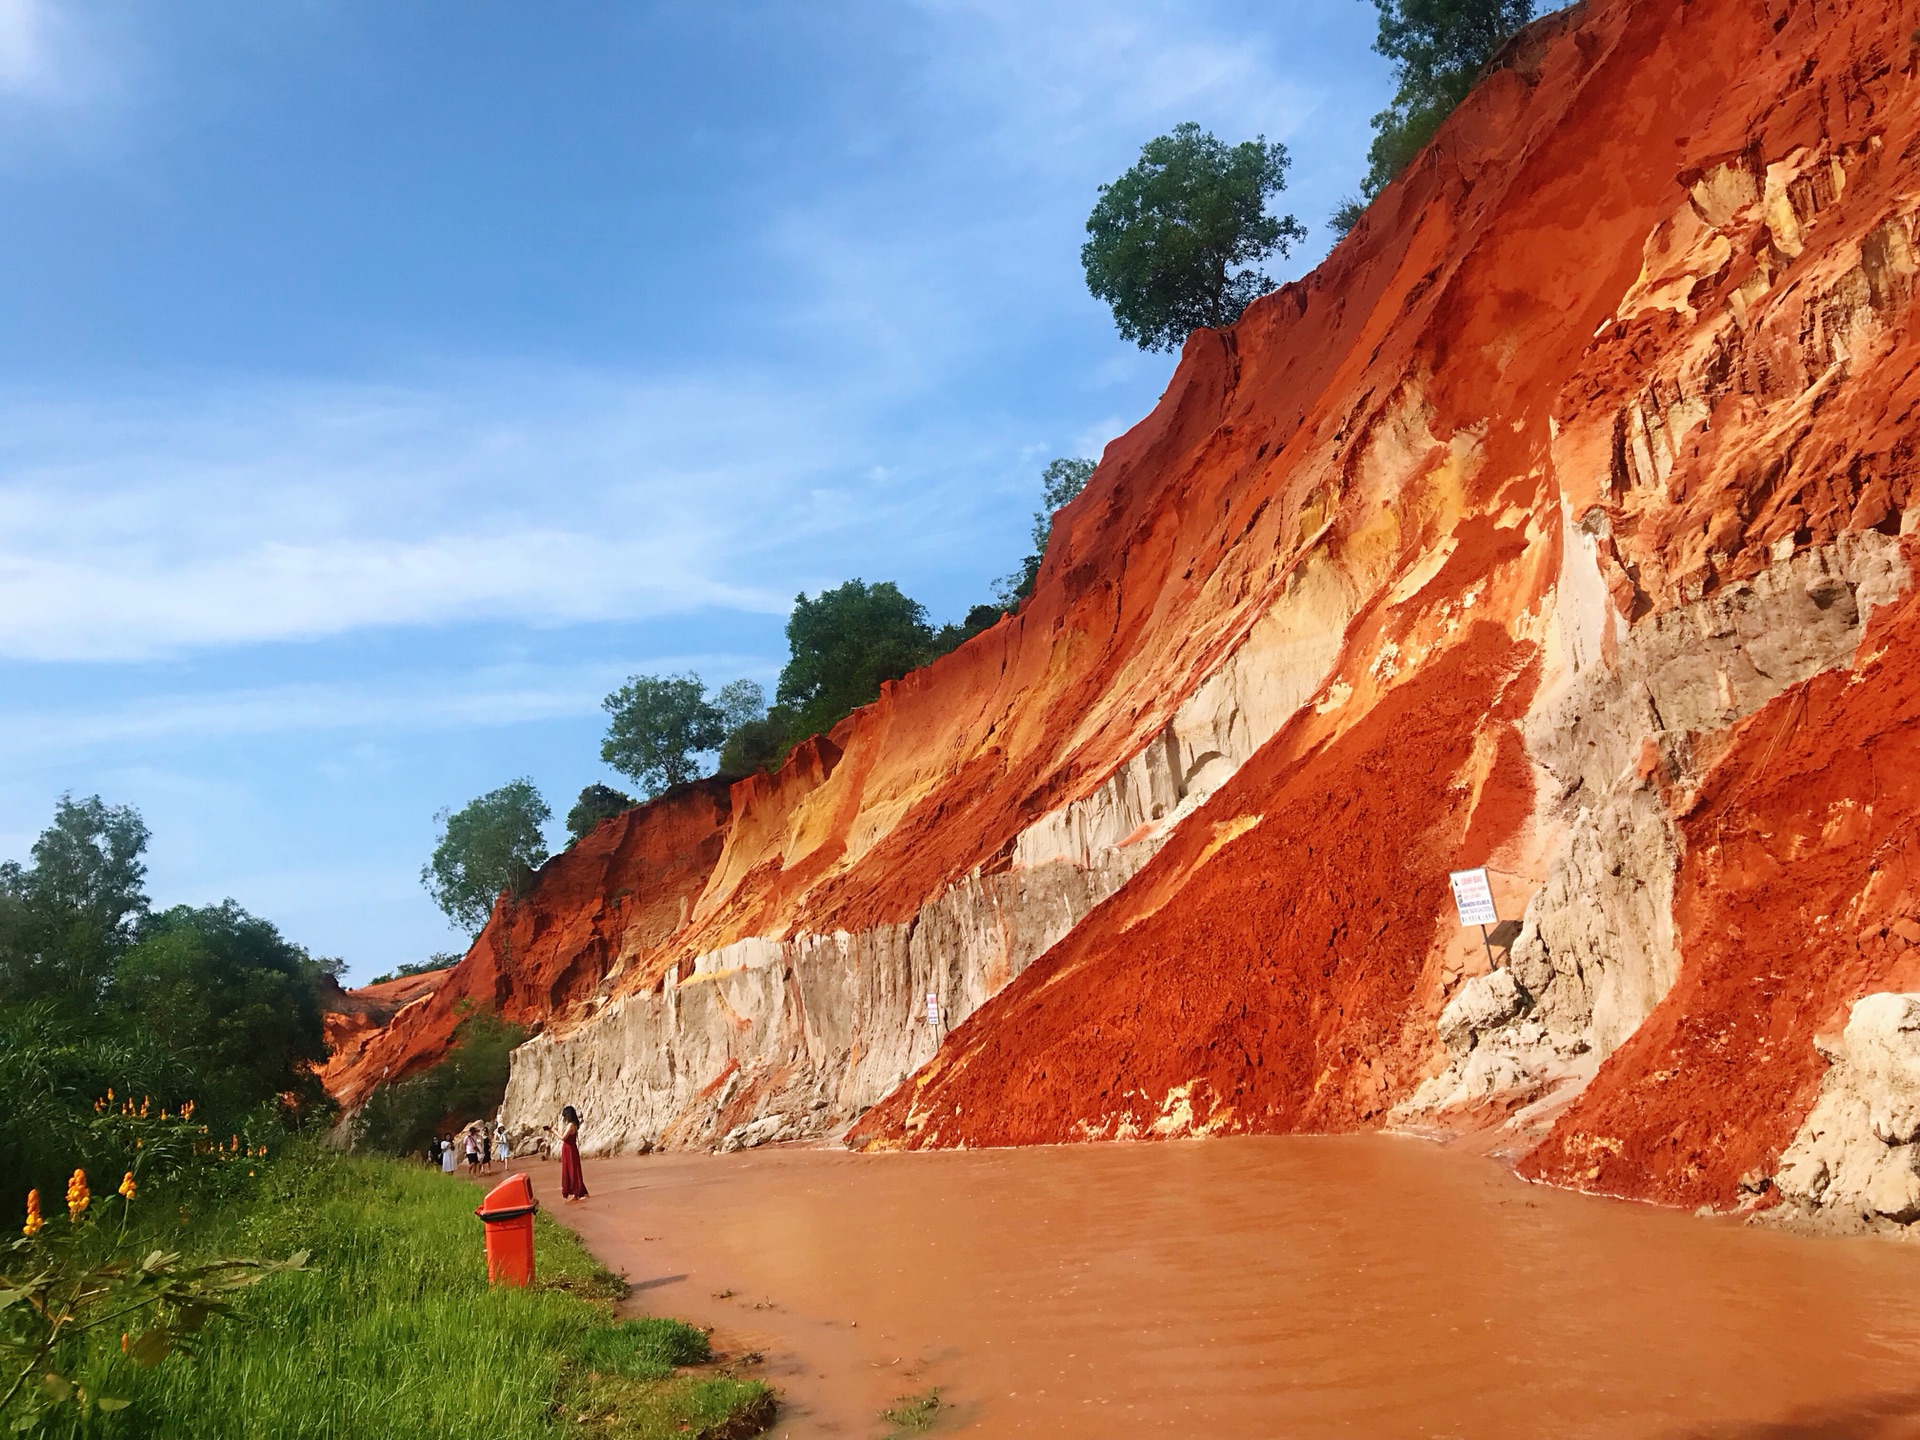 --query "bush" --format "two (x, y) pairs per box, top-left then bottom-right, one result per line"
(353, 1012), (528, 1159)
(566, 785), (637, 844)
